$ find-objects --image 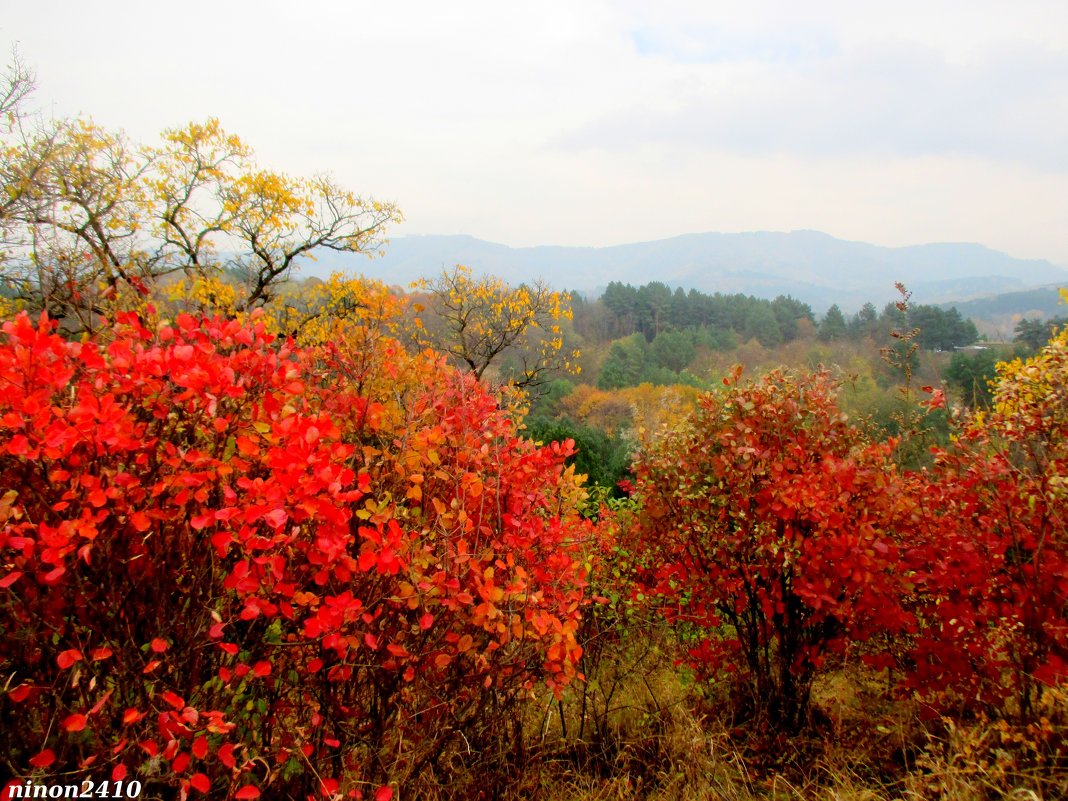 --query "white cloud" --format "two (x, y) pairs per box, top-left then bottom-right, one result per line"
(557, 40), (1068, 171)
